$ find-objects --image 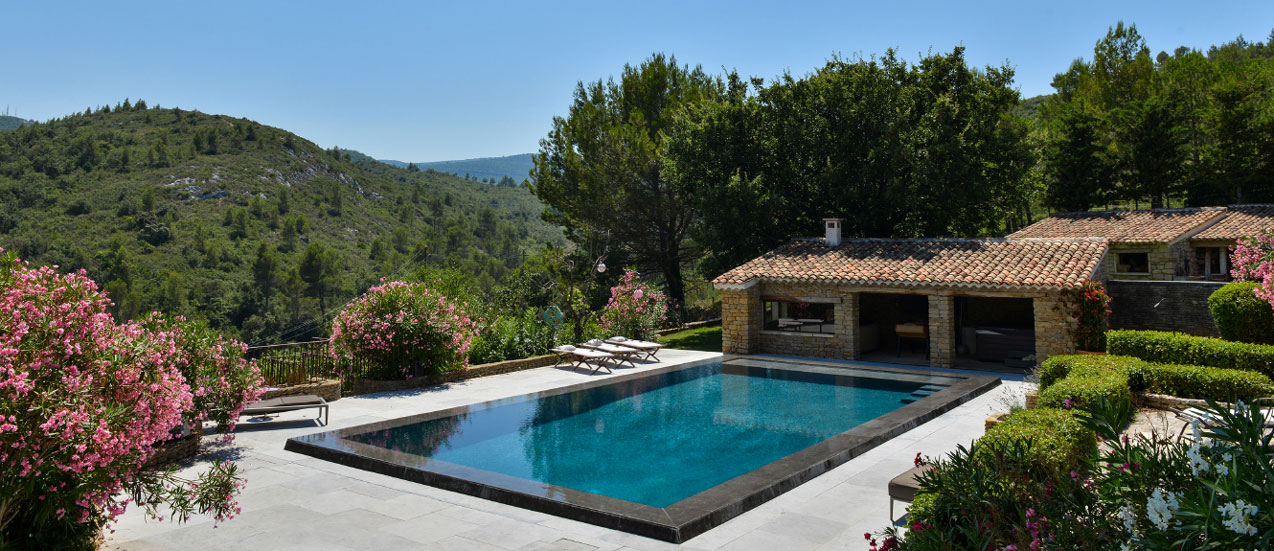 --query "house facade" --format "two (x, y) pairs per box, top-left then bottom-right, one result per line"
(713, 228), (1108, 369)
(1011, 205), (1274, 281)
